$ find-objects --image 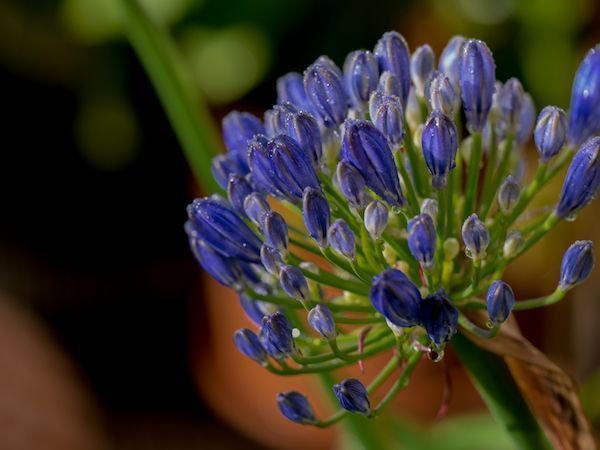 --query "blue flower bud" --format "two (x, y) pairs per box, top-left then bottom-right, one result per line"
(333, 379), (371, 415)
(279, 265), (310, 301)
(336, 160), (367, 208)
(227, 174), (253, 215)
(497, 78), (525, 138)
(559, 240), (595, 290)
(486, 280), (515, 325)
(328, 219), (356, 259)
(568, 44), (600, 147)
(374, 31), (411, 108)
(239, 293), (278, 325)
(420, 198), (439, 222)
(411, 44), (435, 98)
(364, 200), (389, 240)
(461, 214), (489, 260)
(222, 111), (265, 170)
(211, 154), (245, 189)
(408, 213), (437, 269)
(503, 230), (524, 259)
(369, 91), (405, 147)
(243, 192), (271, 228)
(438, 35), (465, 90)
(534, 106), (568, 162)
(515, 93), (536, 147)
(303, 61), (348, 128)
(287, 110), (322, 167)
(308, 304), (336, 339)
(248, 134), (289, 198)
(378, 71), (403, 97)
(419, 290), (458, 346)
(276, 72), (315, 114)
(187, 197), (262, 263)
(369, 268), (421, 327)
(259, 312), (295, 359)
(421, 111), (458, 189)
(277, 391), (316, 425)
(264, 210), (289, 252)
(303, 187), (331, 248)
(556, 137), (600, 219)
(234, 329), (268, 365)
(261, 244), (284, 275)
(459, 39), (496, 132)
(343, 50), (380, 110)
(498, 175), (520, 213)
(342, 119), (406, 207)
(426, 71), (459, 116)
(266, 102), (301, 137)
